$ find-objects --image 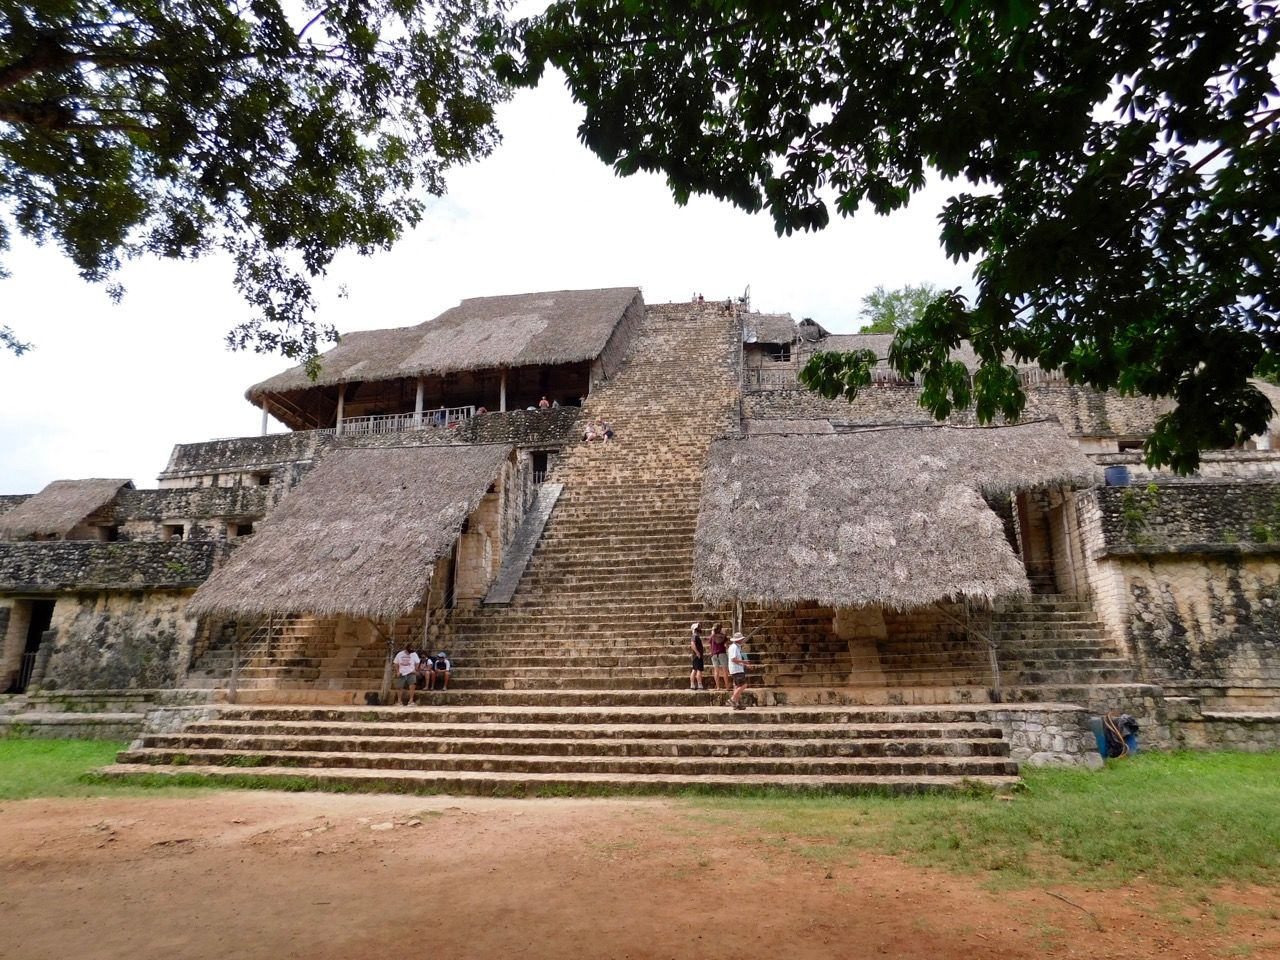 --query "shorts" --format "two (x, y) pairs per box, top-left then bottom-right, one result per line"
(711, 652), (728, 669)
(731, 672), (748, 687)
(690, 655), (704, 671)
(395, 673), (416, 689)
